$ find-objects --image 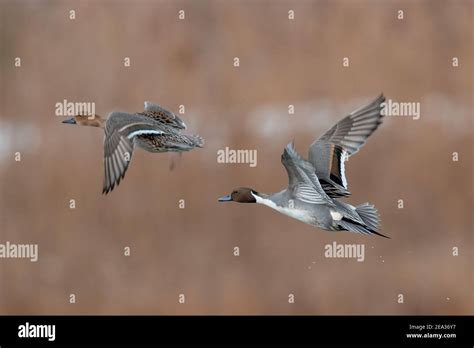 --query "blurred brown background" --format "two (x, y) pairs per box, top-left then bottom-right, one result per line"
(0, 0), (472, 314)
